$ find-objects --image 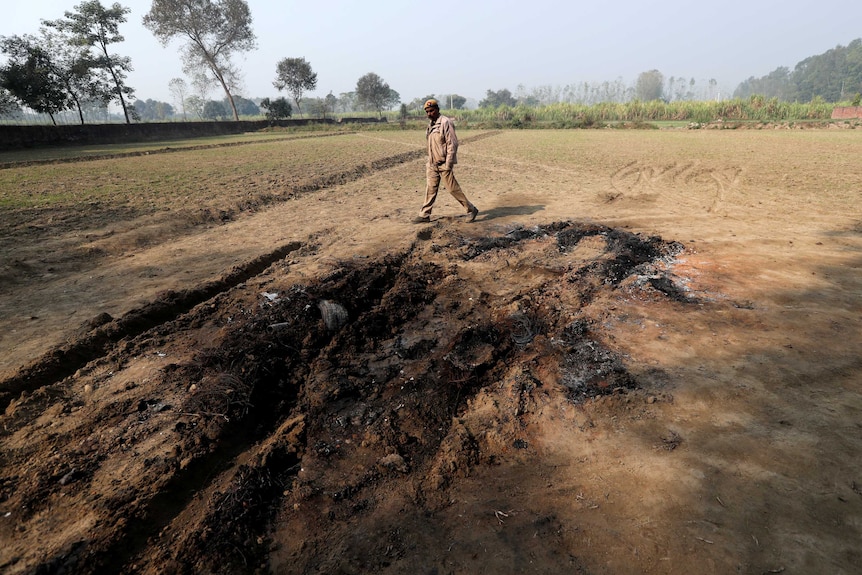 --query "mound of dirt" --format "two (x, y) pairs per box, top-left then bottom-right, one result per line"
(0, 221), (687, 574)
